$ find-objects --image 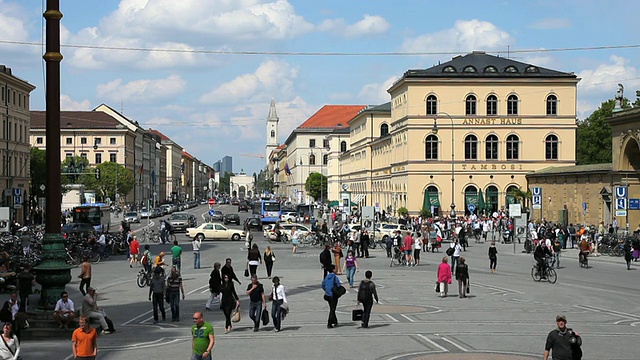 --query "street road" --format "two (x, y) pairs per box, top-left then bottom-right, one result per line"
(20, 204), (640, 359)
